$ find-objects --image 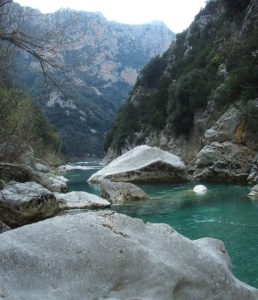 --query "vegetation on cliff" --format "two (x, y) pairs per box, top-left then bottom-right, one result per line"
(0, 1), (62, 165)
(105, 0), (258, 153)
